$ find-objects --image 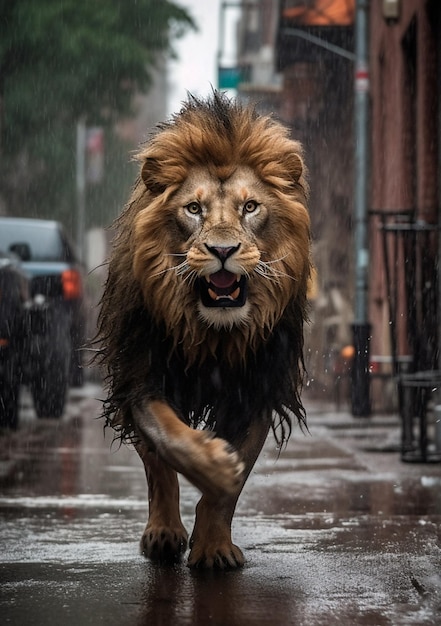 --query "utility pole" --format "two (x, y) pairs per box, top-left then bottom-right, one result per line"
(351, 0), (371, 416)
